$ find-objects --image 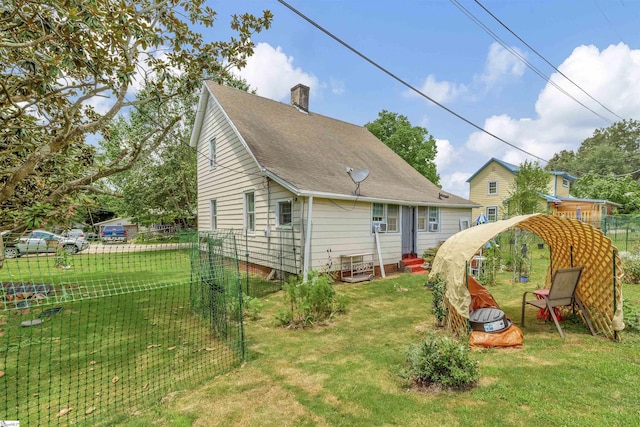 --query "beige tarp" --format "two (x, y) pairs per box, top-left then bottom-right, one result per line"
(429, 214), (625, 339)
